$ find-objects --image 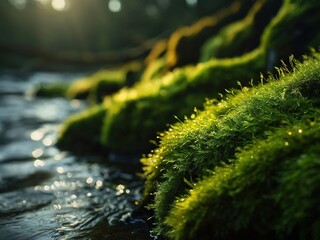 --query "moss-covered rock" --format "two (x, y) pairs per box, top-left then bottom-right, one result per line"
(57, 104), (107, 153)
(141, 52), (320, 236)
(144, 39), (168, 67)
(57, 0), (320, 155)
(166, 118), (320, 240)
(32, 82), (69, 98)
(200, 0), (282, 60)
(101, 48), (266, 153)
(100, 0), (320, 153)
(166, 0), (252, 69)
(66, 61), (142, 102)
(140, 57), (168, 83)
